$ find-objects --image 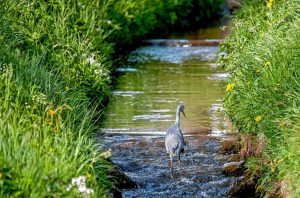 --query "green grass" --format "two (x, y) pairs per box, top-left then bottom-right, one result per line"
(219, 0), (300, 196)
(0, 48), (112, 197)
(0, 0), (224, 197)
